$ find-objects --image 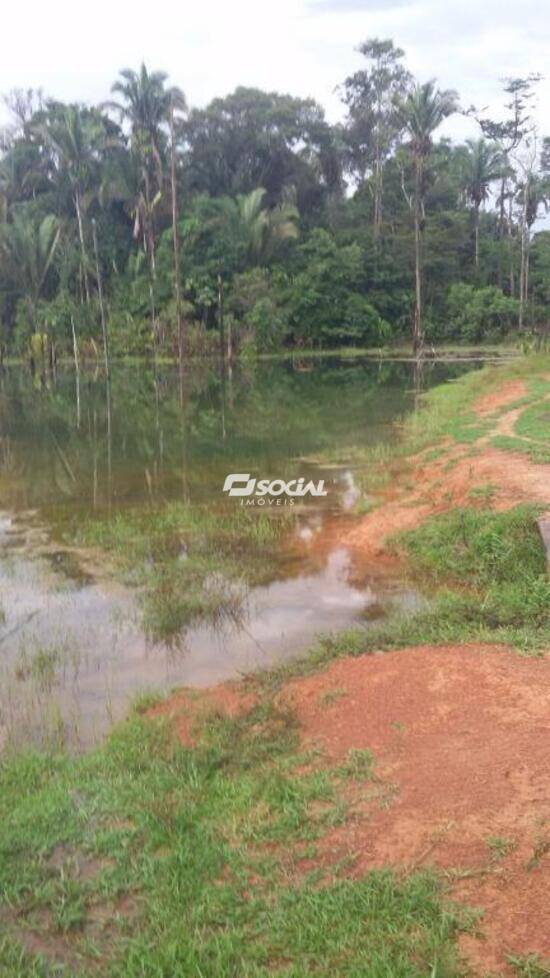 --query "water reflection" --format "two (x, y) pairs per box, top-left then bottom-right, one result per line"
(0, 356), (485, 750)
